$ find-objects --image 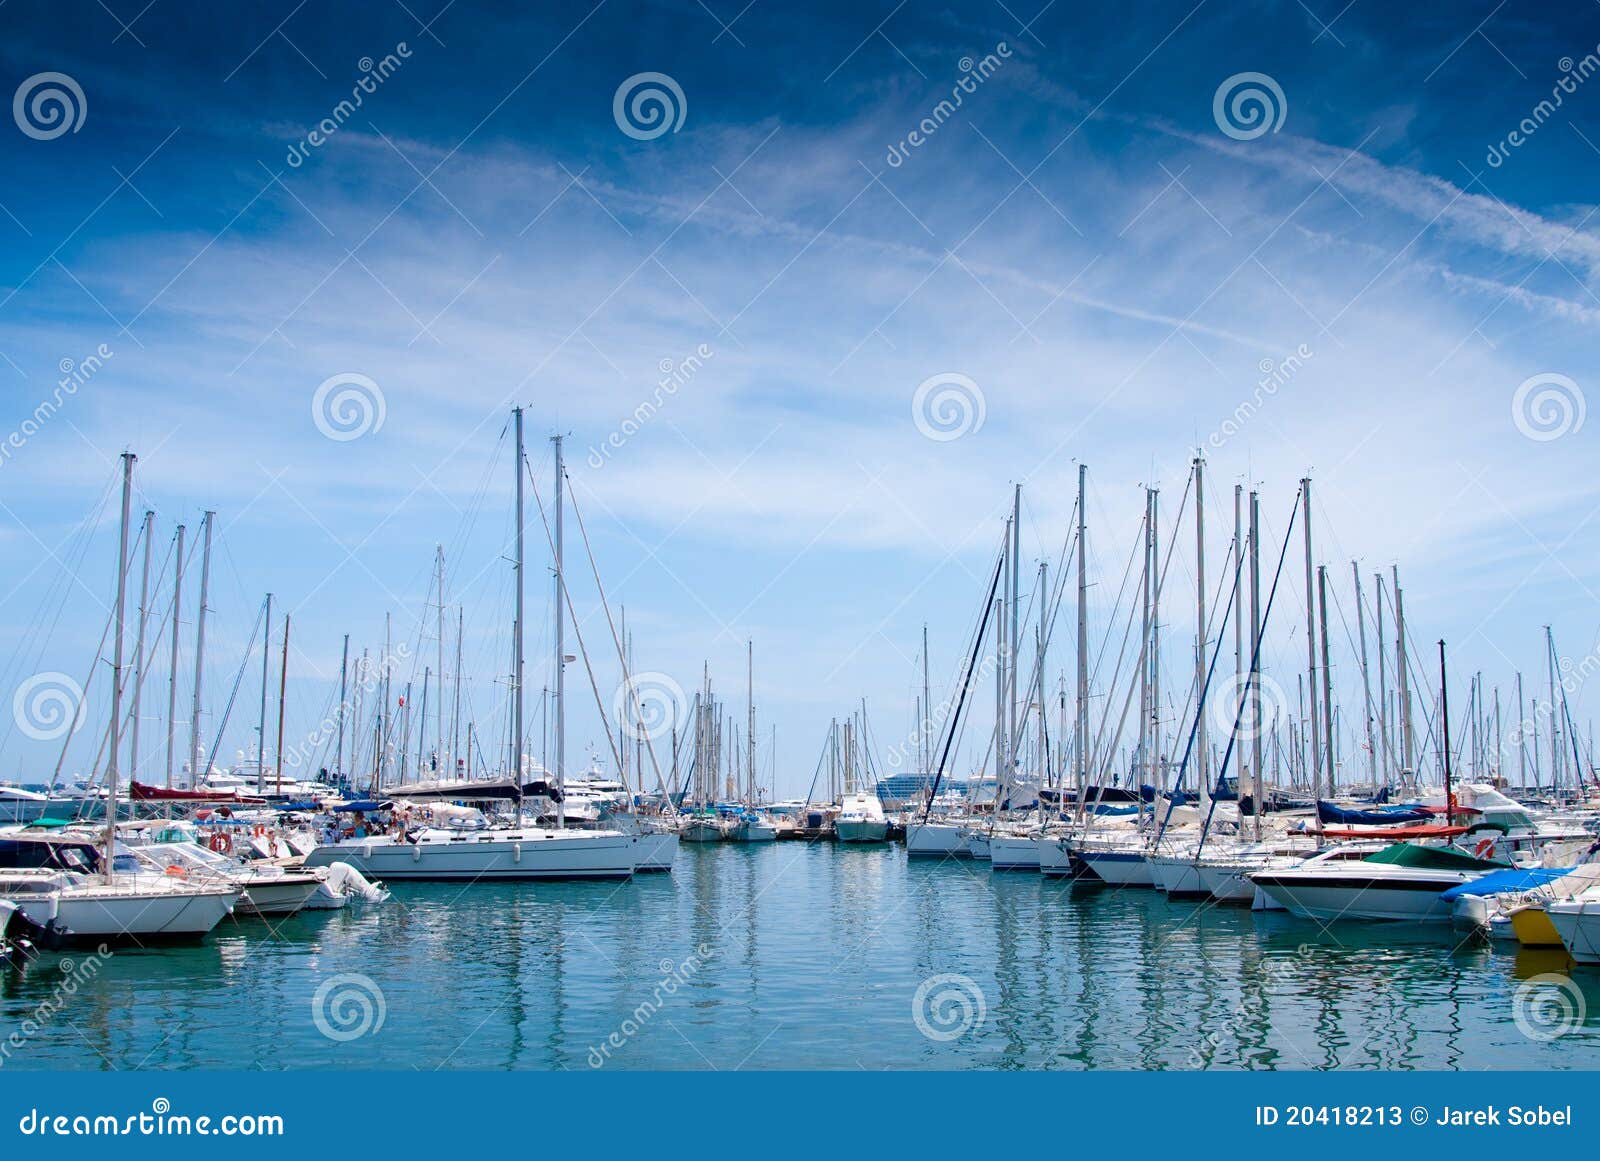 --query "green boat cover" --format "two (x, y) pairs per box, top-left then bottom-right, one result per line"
(1362, 842), (1508, 871)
